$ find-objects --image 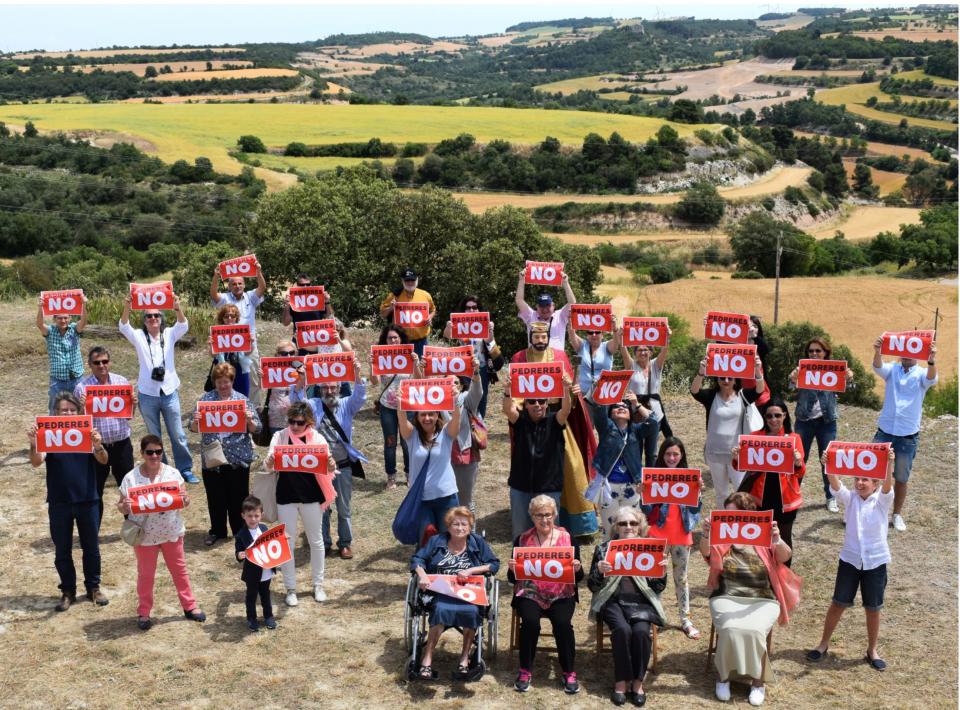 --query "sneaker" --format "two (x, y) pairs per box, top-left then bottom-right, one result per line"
(561, 672), (580, 695)
(715, 680), (731, 702)
(826, 498), (839, 513)
(55, 593), (76, 612)
(285, 591), (299, 607)
(137, 616), (153, 631)
(264, 616), (278, 630)
(182, 471), (200, 484)
(893, 514), (907, 532)
(313, 586), (327, 602)
(87, 586), (109, 606)
(748, 685), (766, 706)
(248, 619), (260, 632)
(514, 669), (532, 693)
